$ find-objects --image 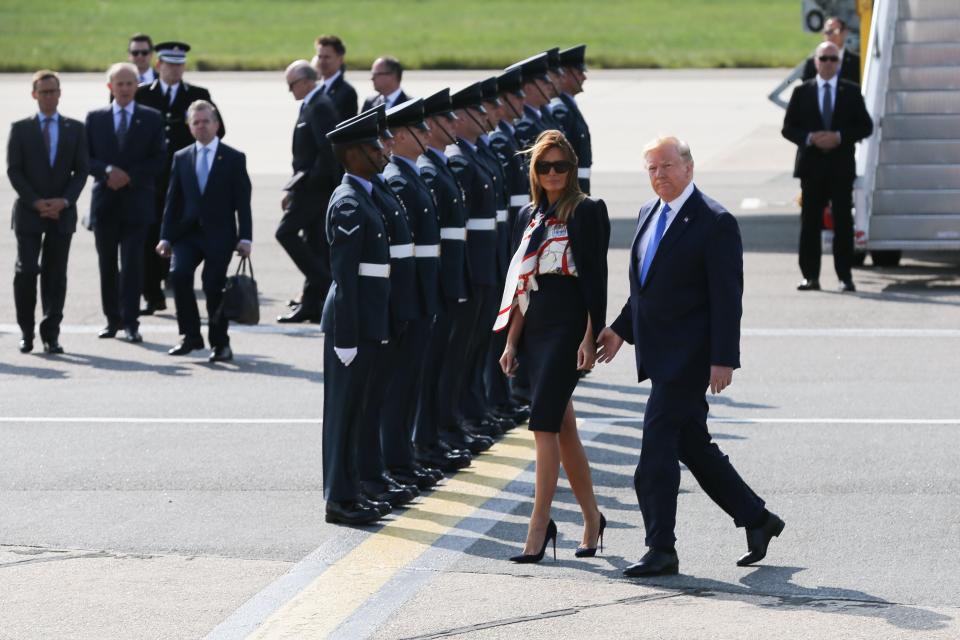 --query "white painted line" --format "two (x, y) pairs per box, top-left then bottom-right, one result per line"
(0, 417), (319, 424)
(588, 417), (960, 425)
(0, 323), (323, 336)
